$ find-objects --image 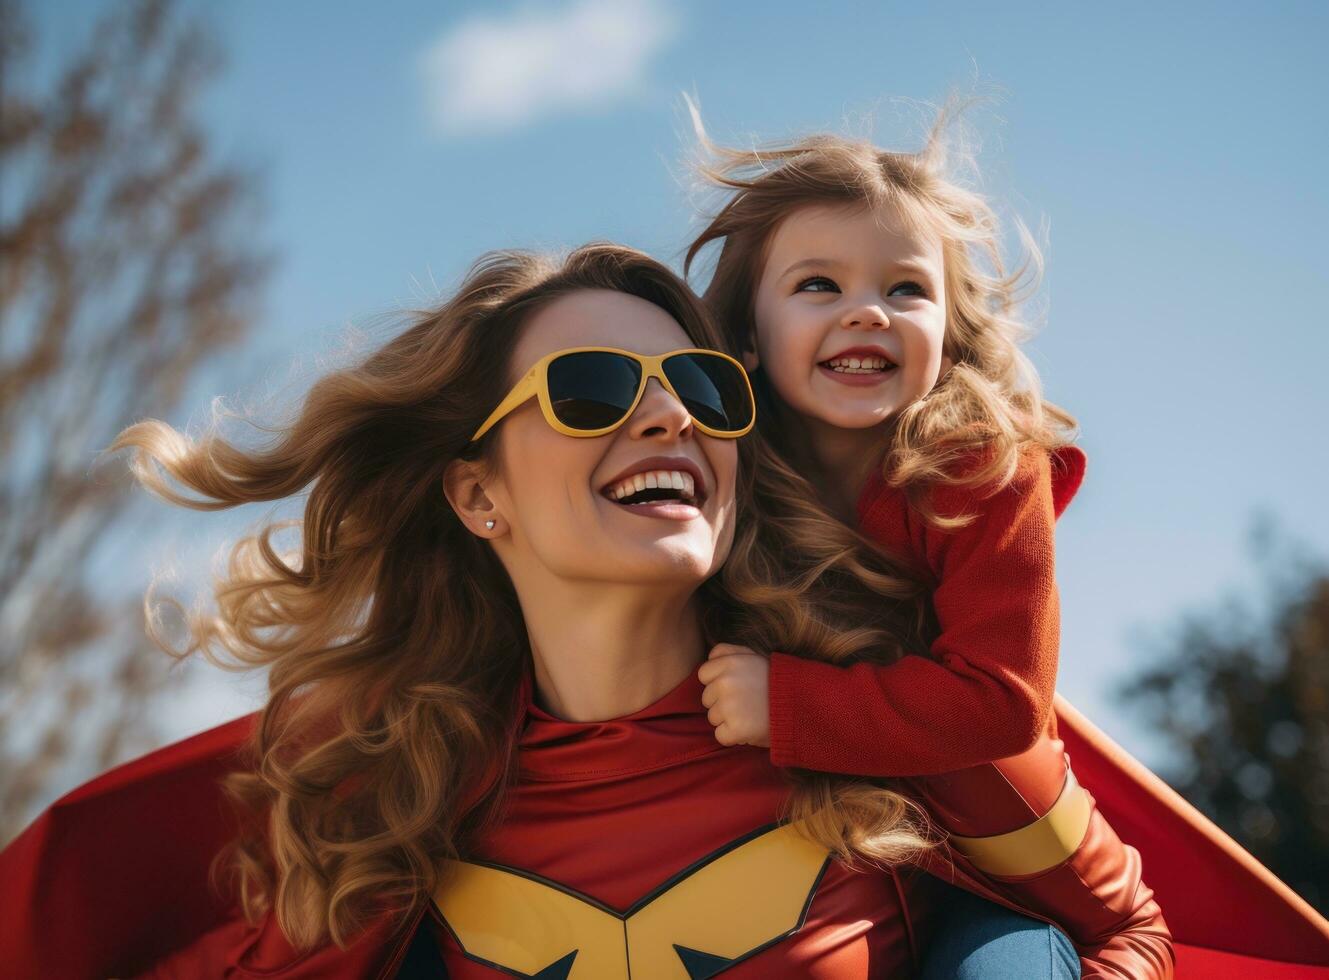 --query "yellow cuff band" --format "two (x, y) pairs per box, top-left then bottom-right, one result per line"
(948, 768), (1092, 877)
